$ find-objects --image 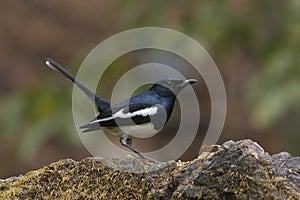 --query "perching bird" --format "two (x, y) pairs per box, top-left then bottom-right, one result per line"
(45, 58), (197, 159)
